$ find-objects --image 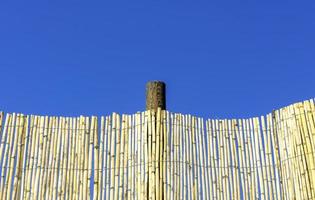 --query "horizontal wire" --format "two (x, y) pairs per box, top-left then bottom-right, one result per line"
(0, 151), (313, 172)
